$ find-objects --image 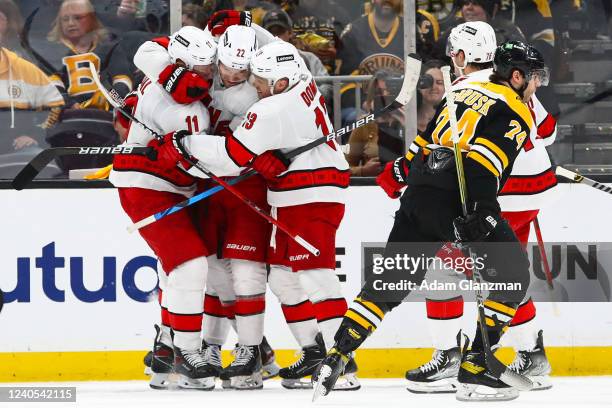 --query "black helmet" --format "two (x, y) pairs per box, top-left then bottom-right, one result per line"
(493, 40), (548, 85)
